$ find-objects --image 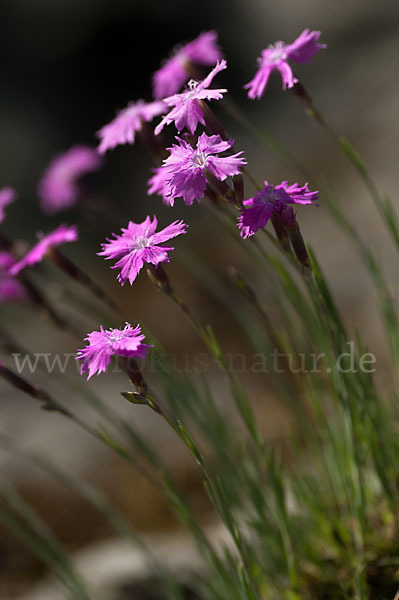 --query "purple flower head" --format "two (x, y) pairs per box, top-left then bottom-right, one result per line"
(153, 31), (223, 100)
(38, 146), (102, 215)
(97, 100), (167, 154)
(0, 187), (17, 223)
(149, 133), (246, 207)
(245, 29), (326, 98)
(77, 323), (152, 380)
(238, 181), (319, 238)
(10, 224), (78, 276)
(98, 216), (187, 285)
(155, 60), (227, 136)
(0, 252), (25, 303)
